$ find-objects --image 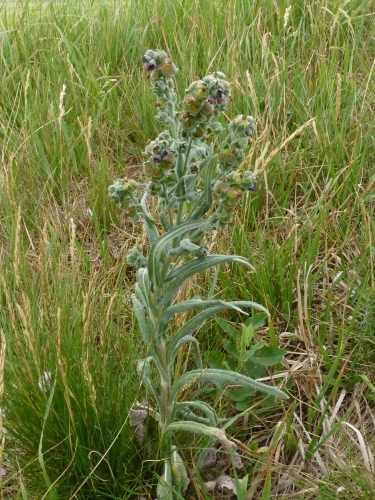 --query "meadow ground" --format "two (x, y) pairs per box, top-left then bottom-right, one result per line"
(0, 0), (375, 498)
